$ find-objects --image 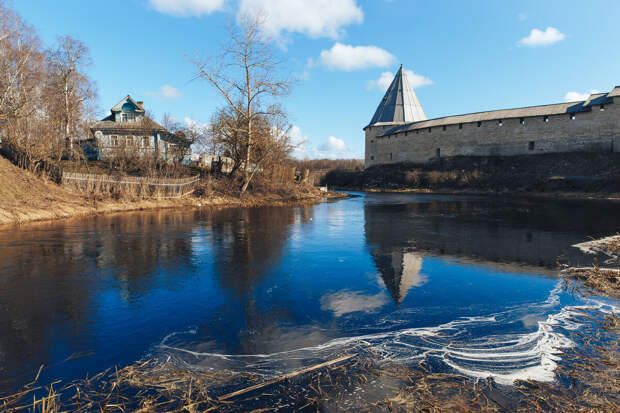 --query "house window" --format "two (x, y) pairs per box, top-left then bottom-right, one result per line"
(459, 123), (463, 129)
(600, 105), (605, 111)
(544, 116), (549, 123)
(436, 148), (440, 158)
(520, 118), (525, 125)
(477, 121), (482, 127)
(428, 127), (432, 133)
(442, 125), (447, 131)
(498, 119), (503, 126)
(111, 135), (118, 146)
(570, 114), (576, 120)
(121, 113), (135, 122)
(528, 141), (535, 150)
